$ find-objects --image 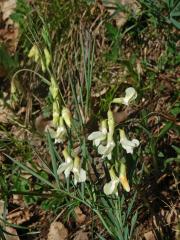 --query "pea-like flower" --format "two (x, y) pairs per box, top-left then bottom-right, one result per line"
(57, 148), (74, 178)
(103, 167), (119, 195)
(57, 149), (86, 185)
(97, 132), (115, 160)
(87, 120), (107, 146)
(97, 110), (115, 160)
(119, 129), (139, 154)
(112, 87), (137, 106)
(72, 156), (86, 185)
(103, 163), (130, 195)
(119, 162), (130, 192)
(54, 117), (67, 143)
